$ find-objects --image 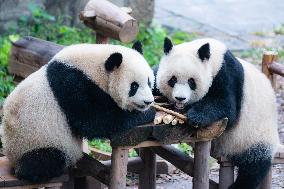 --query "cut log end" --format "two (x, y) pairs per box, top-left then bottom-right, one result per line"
(119, 20), (139, 43)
